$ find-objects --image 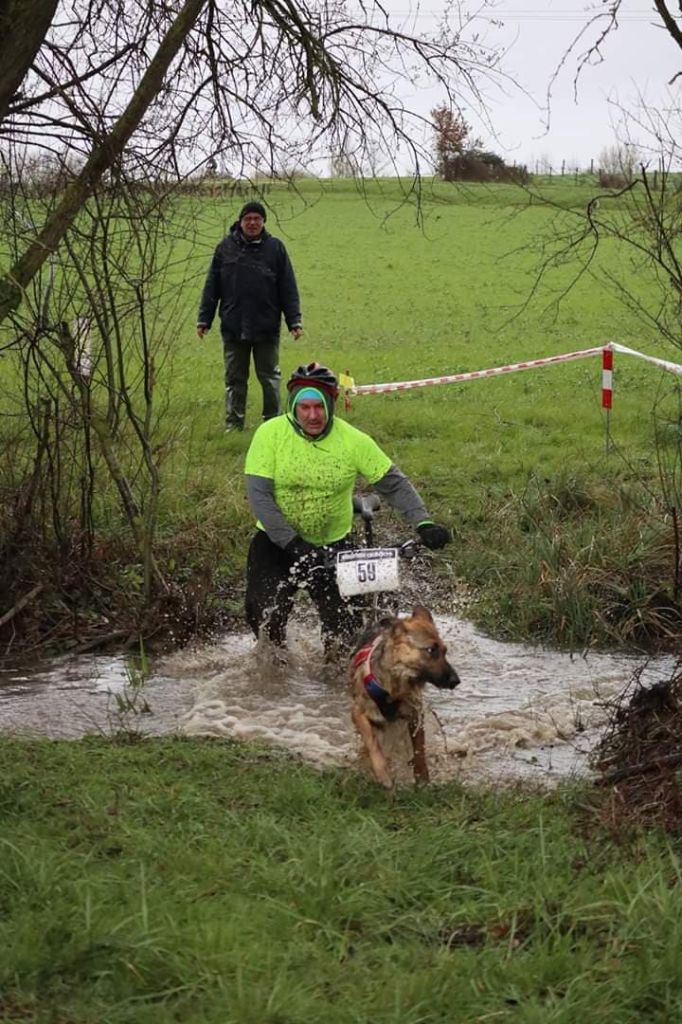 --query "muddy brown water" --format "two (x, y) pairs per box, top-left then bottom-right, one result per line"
(0, 612), (673, 786)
